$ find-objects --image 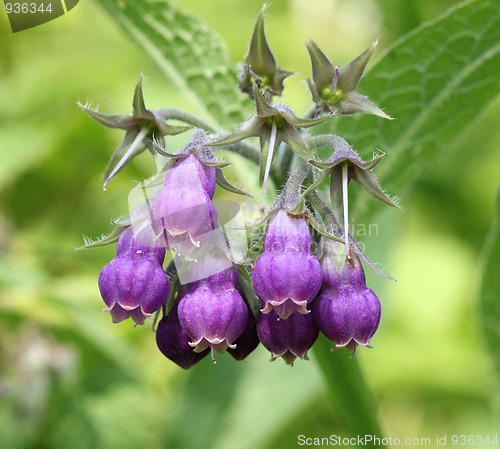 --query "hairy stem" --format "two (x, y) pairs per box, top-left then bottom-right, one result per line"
(155, 108), (216, 132)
